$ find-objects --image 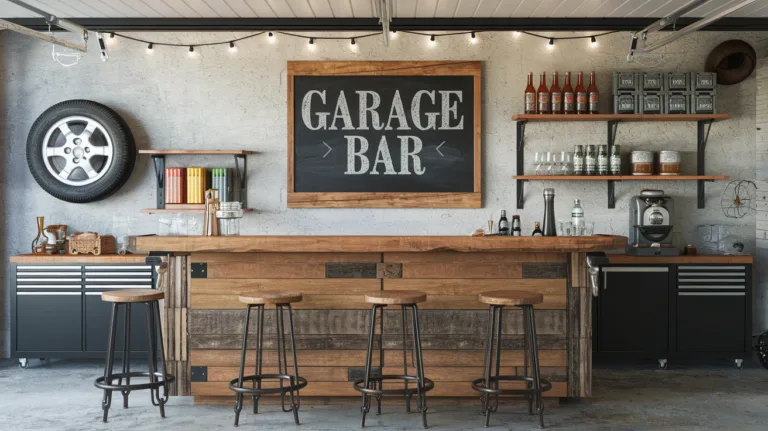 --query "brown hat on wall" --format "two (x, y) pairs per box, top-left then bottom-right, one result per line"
(705, 40), (757, 85)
